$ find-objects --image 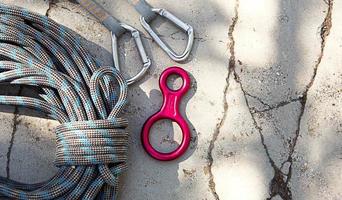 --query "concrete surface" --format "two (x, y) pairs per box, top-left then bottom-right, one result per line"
(0, 0), (340, 200)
